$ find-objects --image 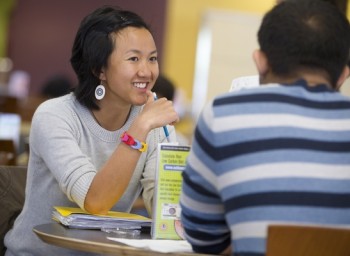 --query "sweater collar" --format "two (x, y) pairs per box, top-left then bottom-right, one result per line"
(73, 96), (141, 142)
